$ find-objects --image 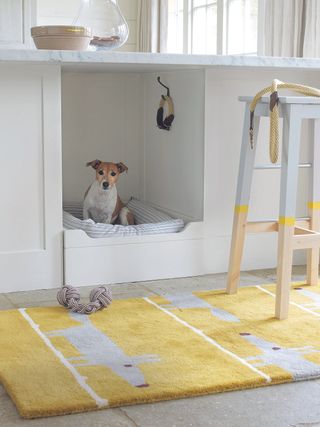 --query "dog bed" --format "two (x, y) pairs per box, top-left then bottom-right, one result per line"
(63, 198), (185, 238)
